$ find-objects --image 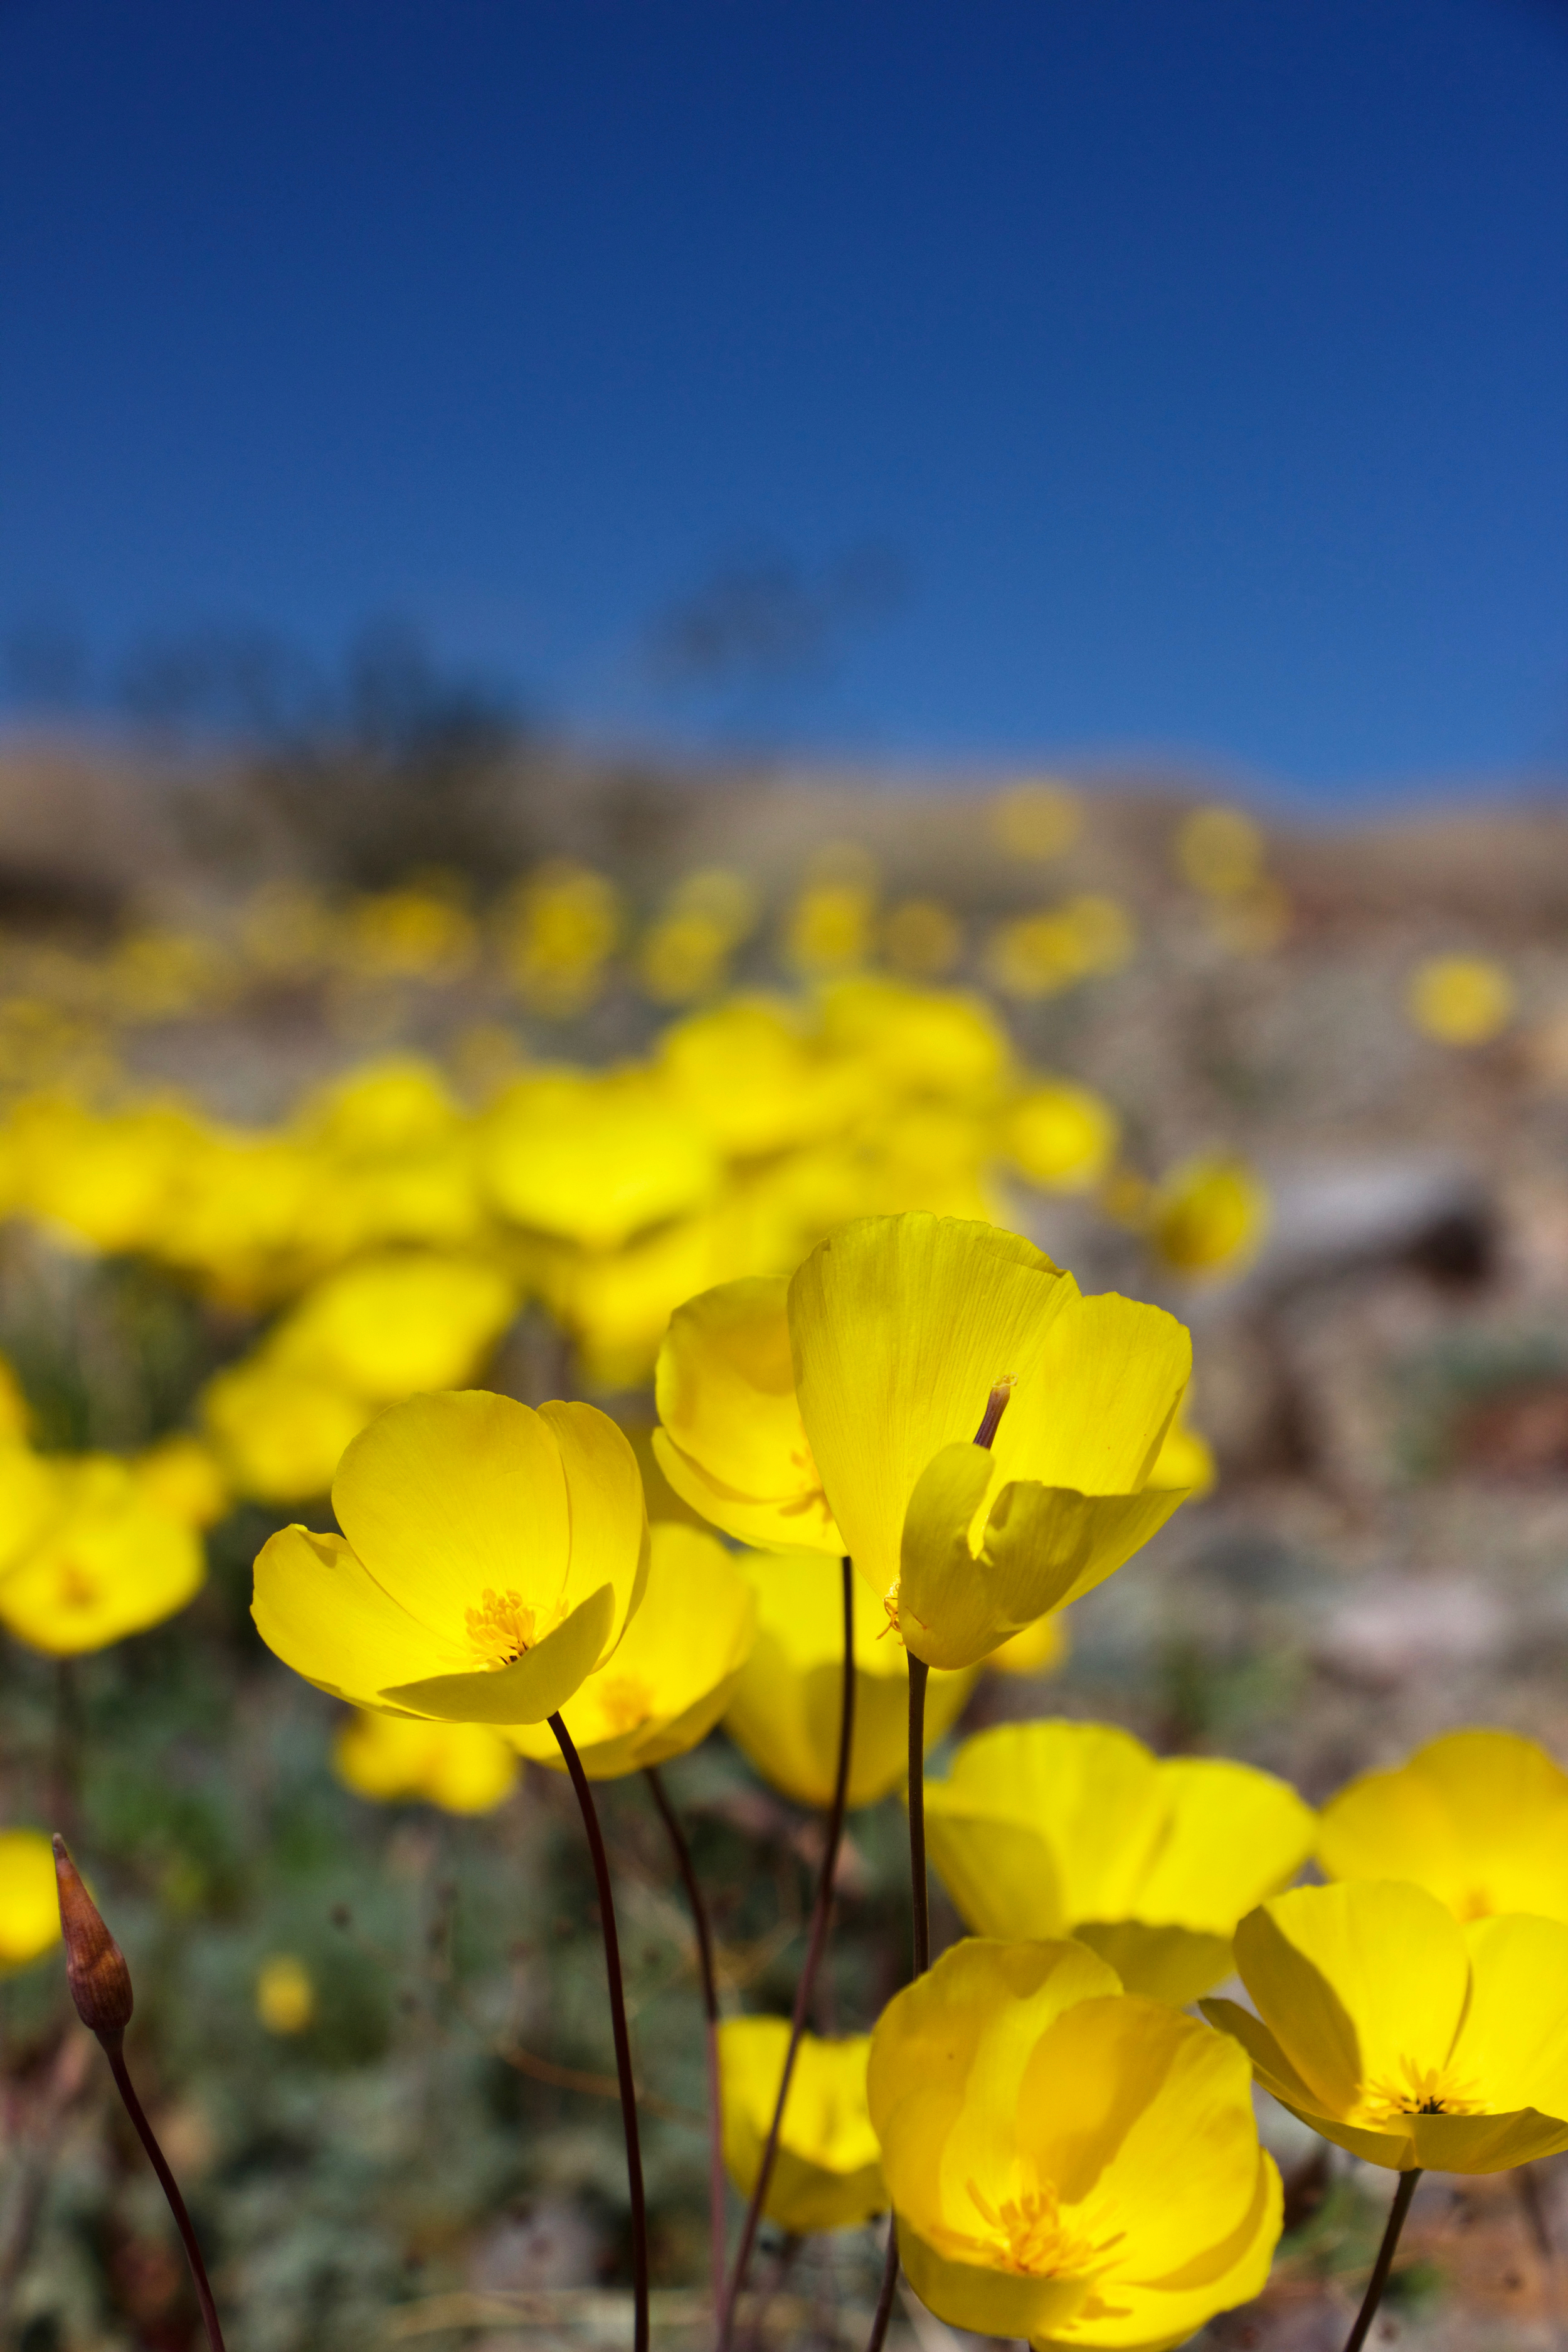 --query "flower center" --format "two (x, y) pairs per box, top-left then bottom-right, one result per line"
(964, 2176), (1109, 2279)
(464, 1587), (538, 1667)
(56, 1559), (100, 1611)
(595, 1674), (656, 1735)
(1353, 2058), (1485, 2125)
